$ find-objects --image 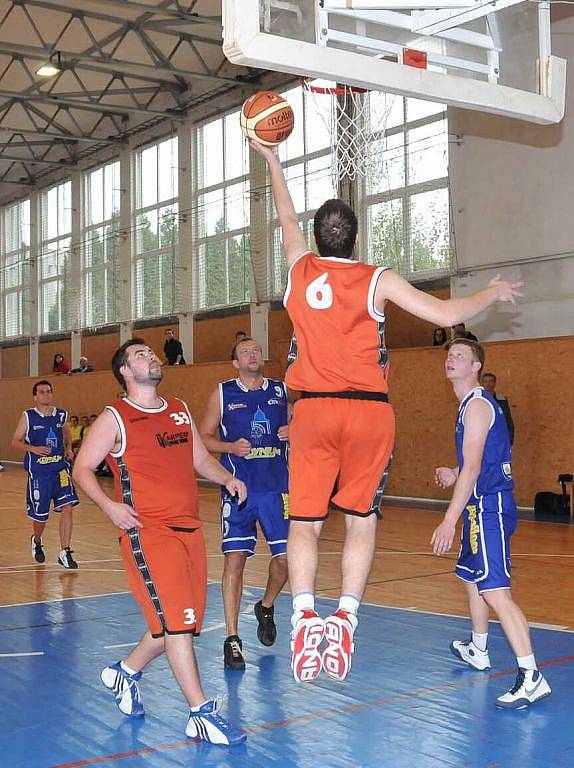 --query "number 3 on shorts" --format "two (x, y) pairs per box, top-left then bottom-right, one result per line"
(306, 272), (333, 310)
